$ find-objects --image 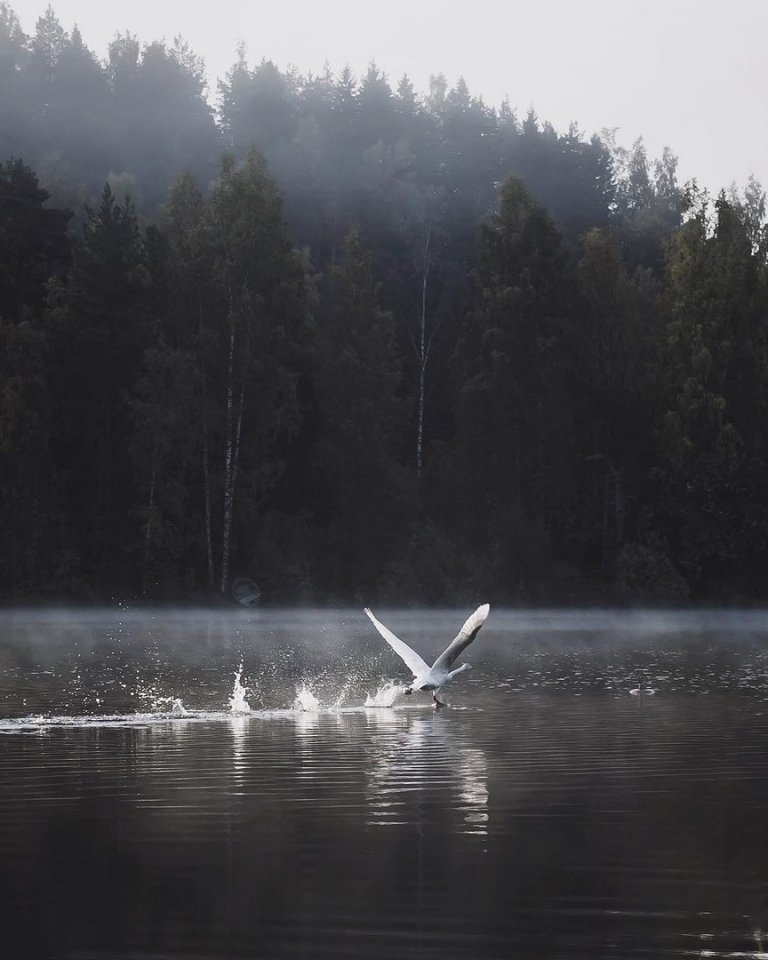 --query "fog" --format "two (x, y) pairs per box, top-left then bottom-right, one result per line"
(4, 2), (768, 608)
(4, 607), (768, 723)
(19, 0), (768, 194)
